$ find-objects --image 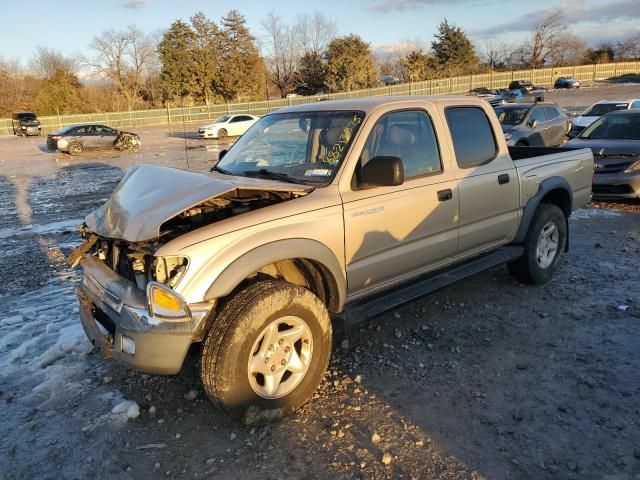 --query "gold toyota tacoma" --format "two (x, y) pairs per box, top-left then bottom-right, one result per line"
(70, 96), (593, 423)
